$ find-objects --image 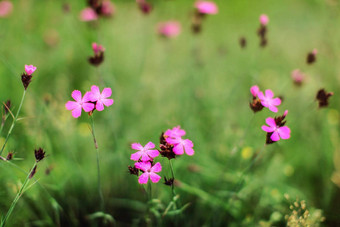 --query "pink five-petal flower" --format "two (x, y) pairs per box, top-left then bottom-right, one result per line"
(259, 14), (269, 26)
(135, 162), (162, 184)
(250, 85), (260, 97)
(261, 117), (291, 142)
(80, 7), (98, 21)
(164, 126), (186, 138)
(257, 89), (281, 112)
(195, 1), (218, 15)
(166, 137), (194, 156)
(0, 1), (13, 18)
(92, 43), (105, 55)
(65, 90), (94, 118)
(25, 65), (37, 75)
(130, 142), (159, 162)
(157, 21), (181, 38)
(89, 85), (114, 111)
